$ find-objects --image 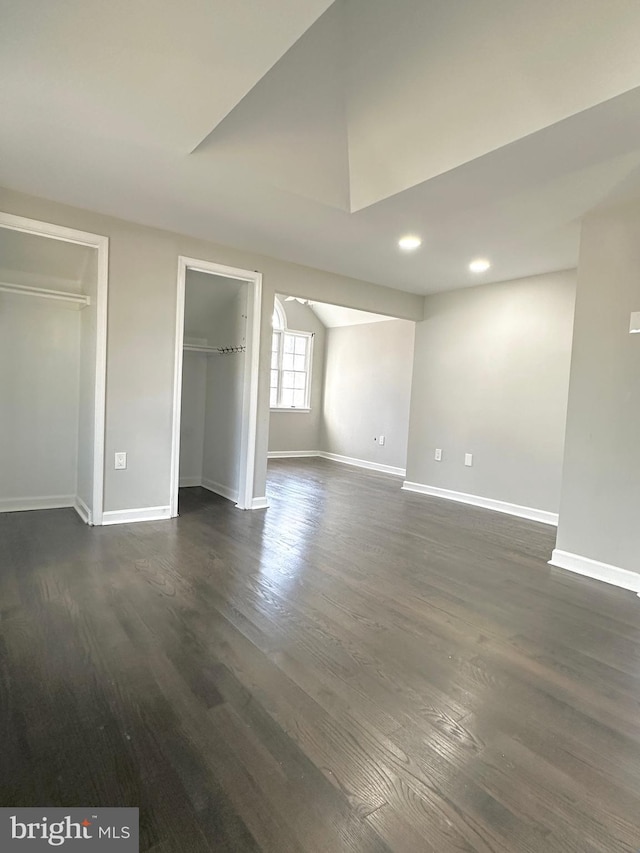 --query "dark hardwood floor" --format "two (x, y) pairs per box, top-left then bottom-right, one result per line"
(2, 458), (640, 851)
